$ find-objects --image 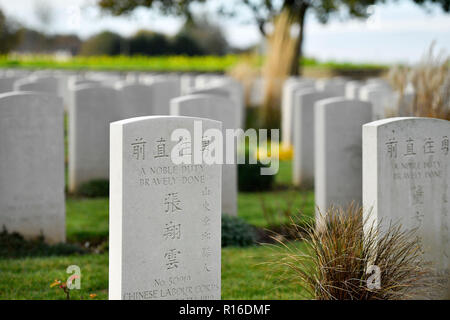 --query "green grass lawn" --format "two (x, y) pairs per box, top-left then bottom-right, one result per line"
(0, 54), (387, 73)
(0, 244), (309, 300)
(0, 160), (315, 300)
